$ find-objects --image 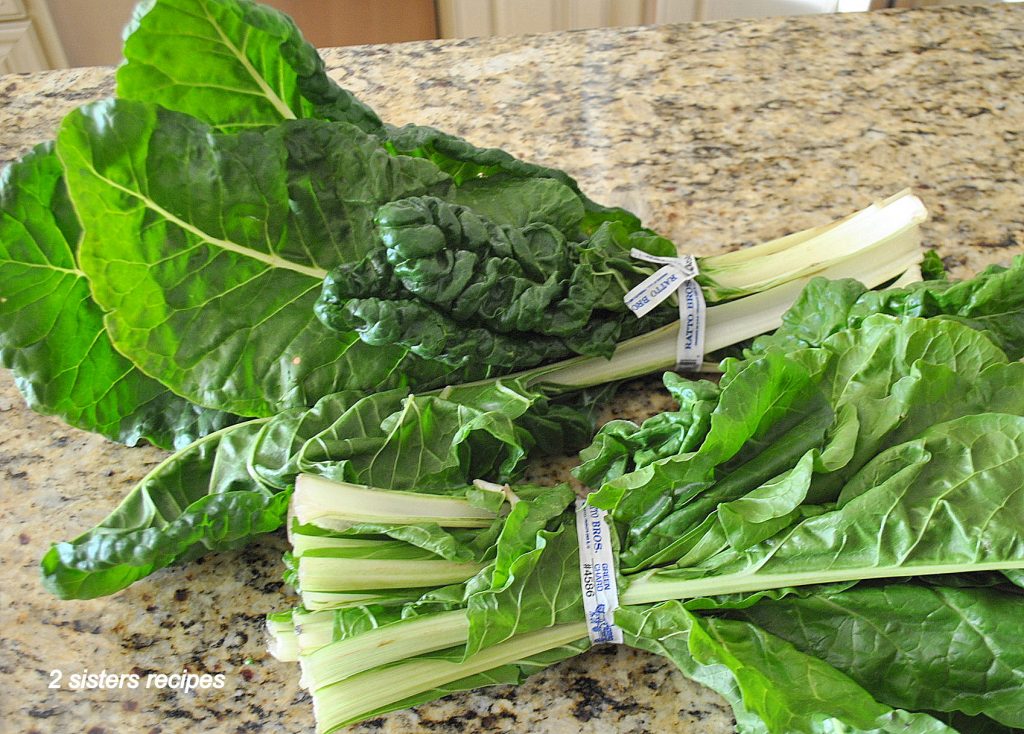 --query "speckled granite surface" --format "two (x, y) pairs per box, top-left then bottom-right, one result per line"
(2, 4), (1022, 733)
